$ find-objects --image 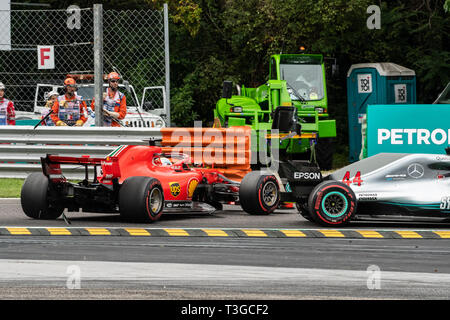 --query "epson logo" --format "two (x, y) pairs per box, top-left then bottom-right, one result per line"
(378, 128), (450, 145)
(294, 172), (321, 179)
